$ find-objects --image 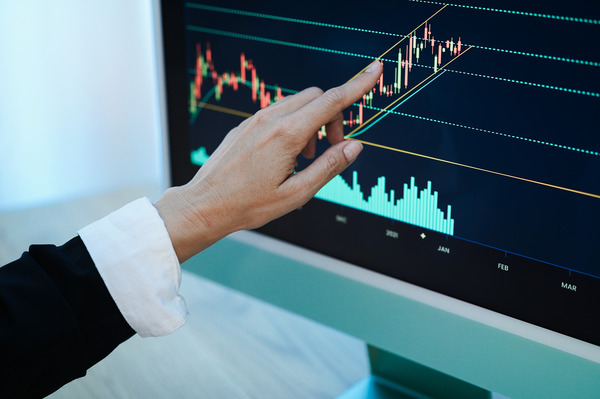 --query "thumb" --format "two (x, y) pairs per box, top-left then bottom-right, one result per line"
(283, 140), (363, 202)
